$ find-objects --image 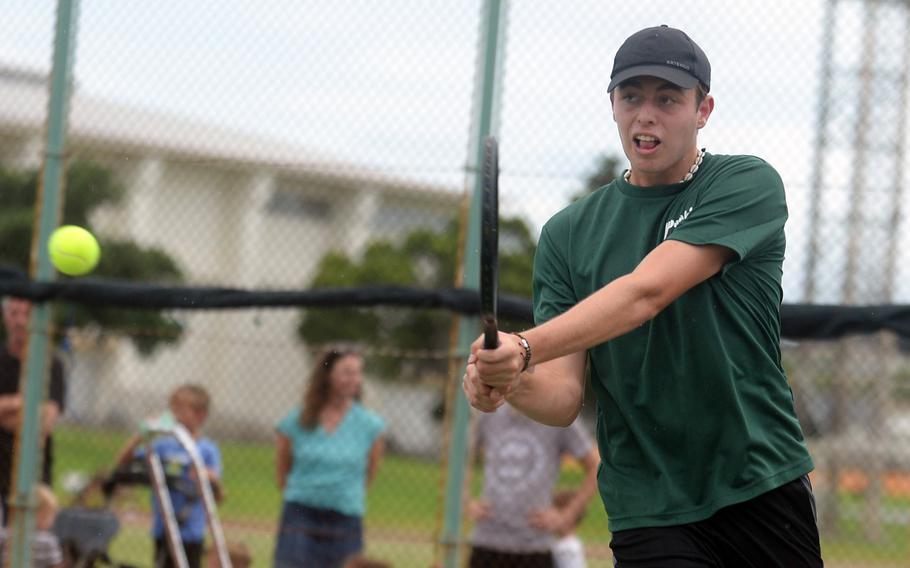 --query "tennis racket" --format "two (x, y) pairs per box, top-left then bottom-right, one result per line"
(481, 136), (500, 349)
